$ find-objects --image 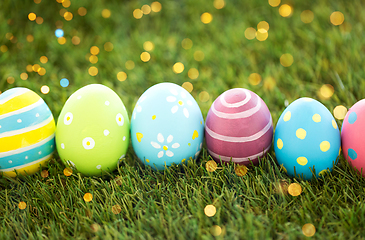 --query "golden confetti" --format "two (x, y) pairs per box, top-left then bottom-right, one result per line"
(63, 167), (72, 176)
(173, 62), (184, 74)
(188, 68), (199, 79)
(141, 5), (151, 15)
(64, 12), (73, 21)
(89, 55), (98, 64)
(199, 91), (210, 102)
(288, 183), (302, 196)
(201, 12), (213, 24)
(84, 193), (93, 202)
(206, 160), (217, 172)
(330, 11), (344, 26)
(319, 84), (334, 99)
(235, 165), (248, 177)
(40, 56), (48, 64)
(90, 223), (100, 233)
(279, 4), (292, 18)
(112, 204), (122, 214)
(72, 36), (81, 45)
(275, 180), (288, 195)
(244, 27), (256, 40)
(302, 223), (316, 237)
(257, 21), (269, 31)
(194, 50), (205, 61)
(18, 201), (27, 210)
(28, 13), (36, 21)
(90, 46), (100, 55)
(58, 37), (66, 45)
(117, 72), (127, 82)
(20, 73), (28, 80)
(125, 60), (135, 70)
(140, 52), (151, 62)
(213, 0), (225, 9)
(256, 29), (268, 41)
(78, 7), (87, 16)
(182, 82), (193, 93)
(249, 73), (262, 86)
(1, 45), (8, 53)
(182, 38), (193, 50)
(268, 0), (280, 7)
(204, 205), (216, 217)
(7, 77), (15, 84)
(88, 66), (98, 76)
(26, 35), (34, 42)
(333, 105), (347, 120)
(40, 85), (50, 94)
(280, 53), (294, 67)
(151, 2), (162, 12)
(115, 177), (123, 186)
(143, 41), (154, 51)
(41, 170), (49, 178)
(301, 10), (314, 24)
(133, 9), (143, 19)
(102, 9), (111, 18)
